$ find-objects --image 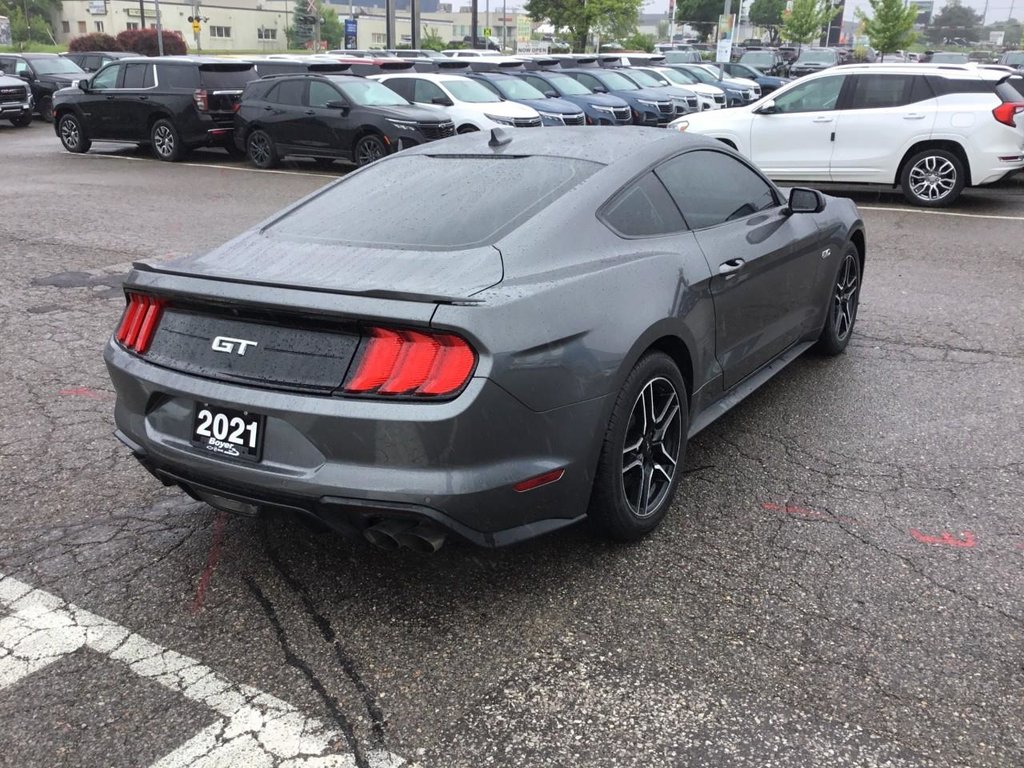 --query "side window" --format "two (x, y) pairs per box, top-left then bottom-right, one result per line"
(308, 80), (340, 108)
(121, 63), (152, 89)
(657, 150), (779, 230)
(602, 172), (686, 238)
(269, 79), (306, 106)
(847, 74), (930, 109)
(575, 73), (601, 91)
(525, 75), (551, 94)
(381, 78), (413, 100)
(14, 59), (31, 76)
(772, 75), (845, 113)
(413, 79), (445, 103)
(0, 58), (14, 75)
(91, 64), (122, 90)
(156, 65), (199, 89)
